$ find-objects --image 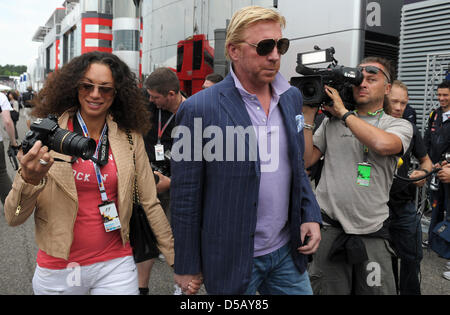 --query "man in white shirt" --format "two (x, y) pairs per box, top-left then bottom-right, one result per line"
(0, 92), (19, 205)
